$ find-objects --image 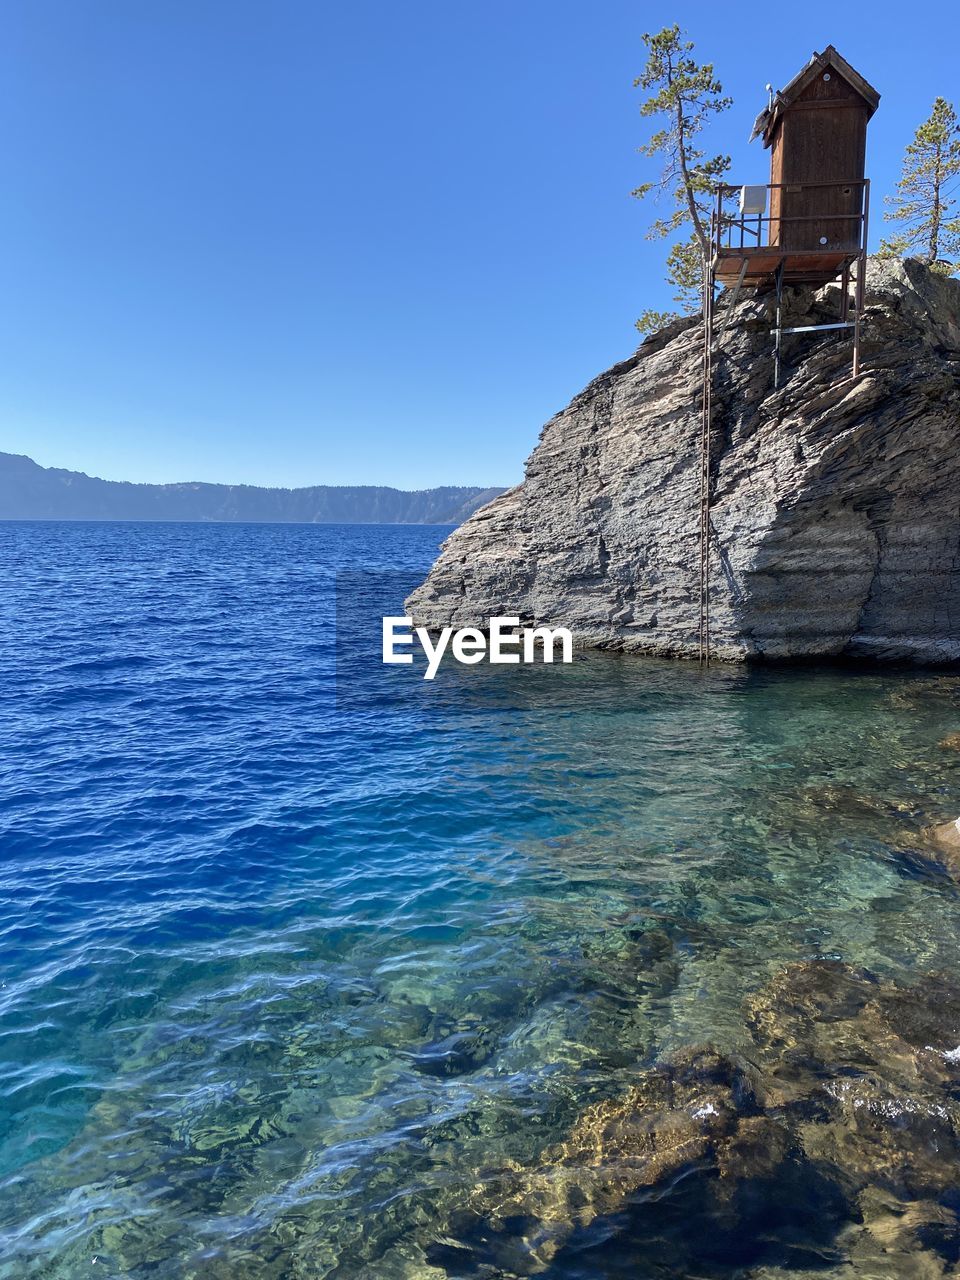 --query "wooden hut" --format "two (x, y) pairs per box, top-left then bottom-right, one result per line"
(755, 45), (880, 254)
(714, 46), (879, 289)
